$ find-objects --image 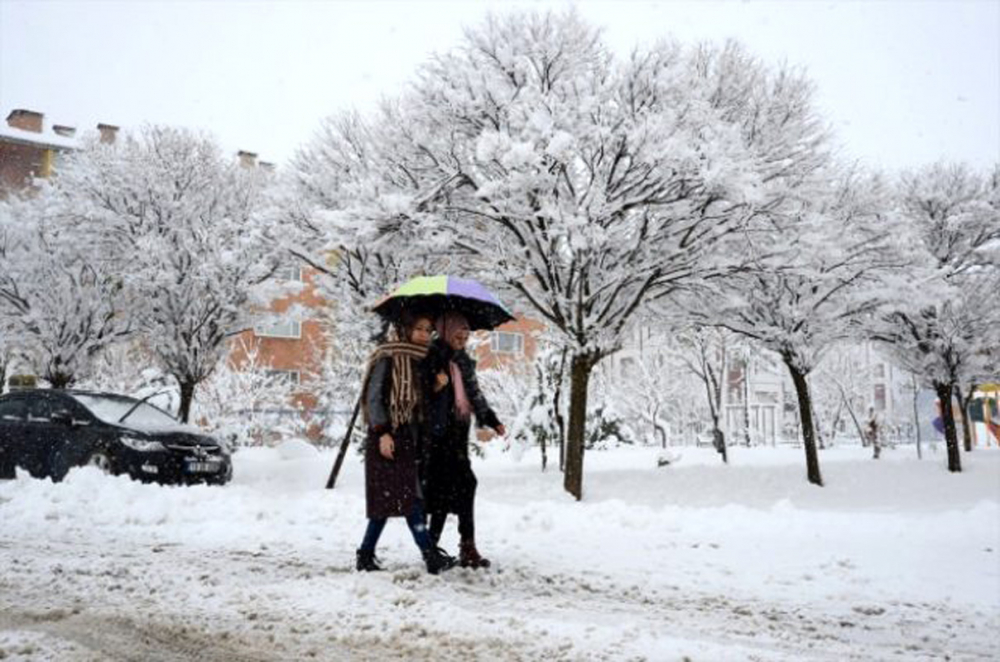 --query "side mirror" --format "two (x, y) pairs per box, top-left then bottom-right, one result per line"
(50, 410), (73, 426)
